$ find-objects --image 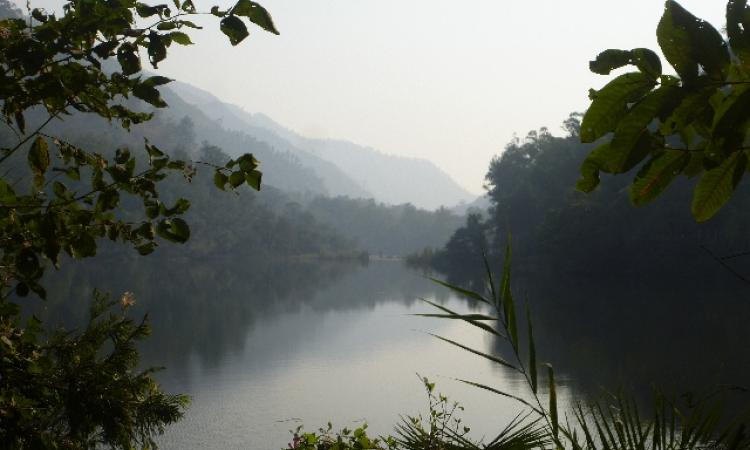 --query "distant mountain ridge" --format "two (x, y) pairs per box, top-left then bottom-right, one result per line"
(169, 81), (476, 210)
